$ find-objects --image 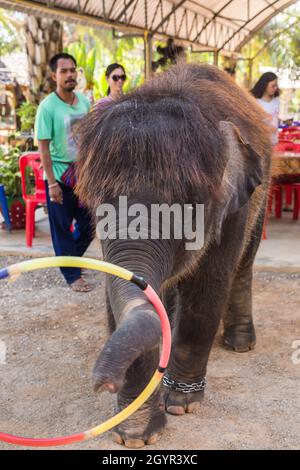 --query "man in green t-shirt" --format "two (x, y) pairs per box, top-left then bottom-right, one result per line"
(35, 53), (94, 291)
